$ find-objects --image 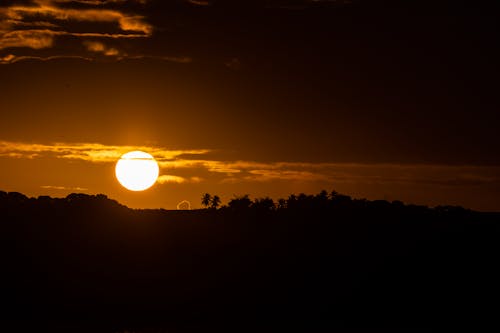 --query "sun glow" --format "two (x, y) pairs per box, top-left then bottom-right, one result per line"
(115, 151), (159, 191)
